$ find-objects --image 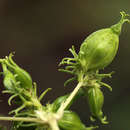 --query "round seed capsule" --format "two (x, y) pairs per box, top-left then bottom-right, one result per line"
(78, 11), (129, 72)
